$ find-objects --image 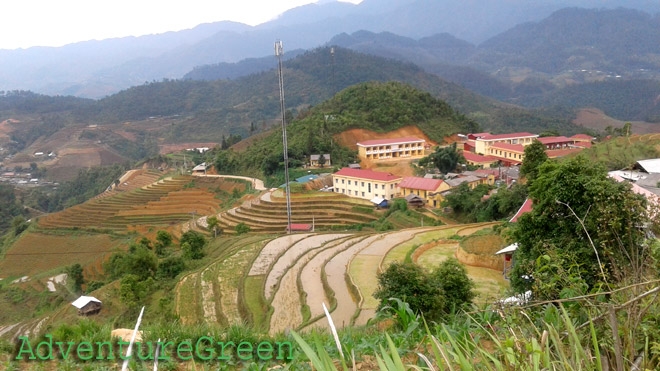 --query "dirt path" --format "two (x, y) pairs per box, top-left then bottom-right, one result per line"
(264, 234), (349, 299)
(192, 174), (266, 191)
(268, 237), (350, 335)
(249, 234), (311, 276)
(315, 235), (381, 329)
(300, 236), (369, 320)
